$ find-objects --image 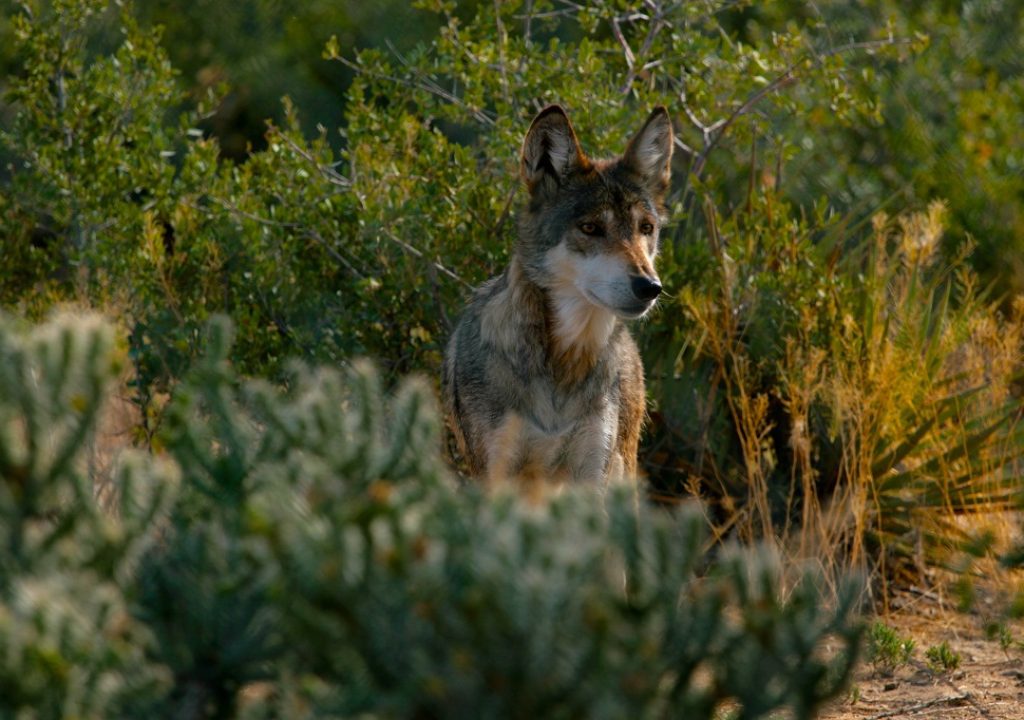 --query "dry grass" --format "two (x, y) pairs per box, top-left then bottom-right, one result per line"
(655, 200), (1024, 606)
